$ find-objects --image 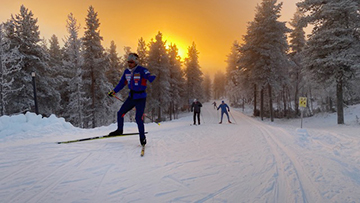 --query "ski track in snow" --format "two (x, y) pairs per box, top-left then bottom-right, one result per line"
(1, 102), (360, 202)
